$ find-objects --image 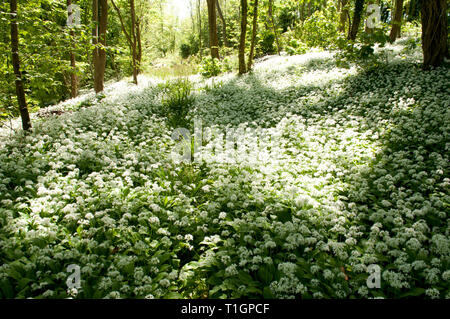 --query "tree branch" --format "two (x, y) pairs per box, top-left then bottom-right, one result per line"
(111, 0), (133, 47)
